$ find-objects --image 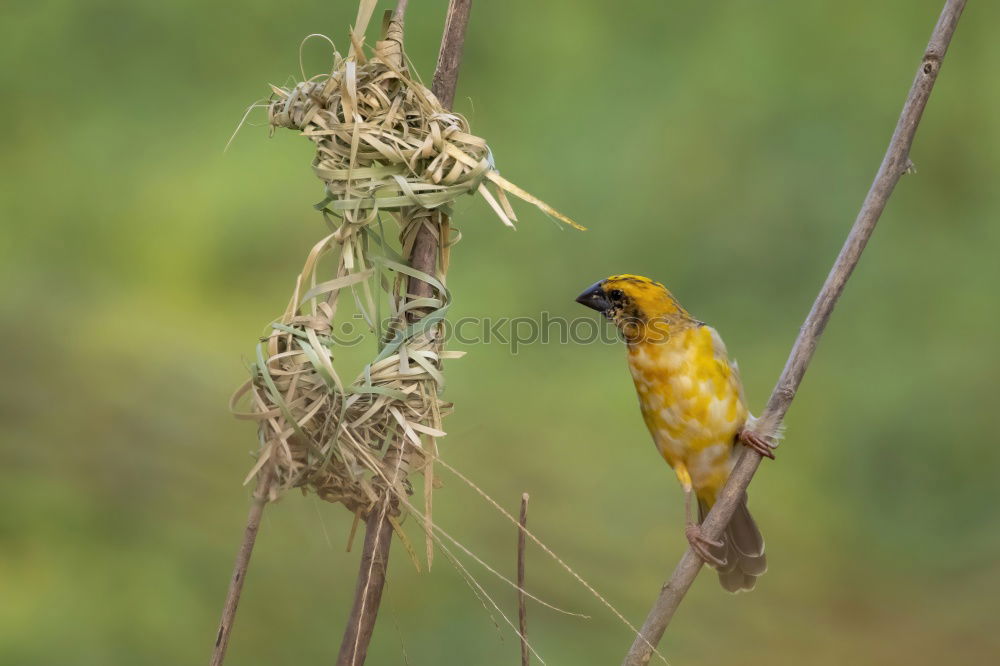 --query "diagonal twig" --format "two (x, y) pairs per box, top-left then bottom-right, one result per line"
(623, 1), (968, 664)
